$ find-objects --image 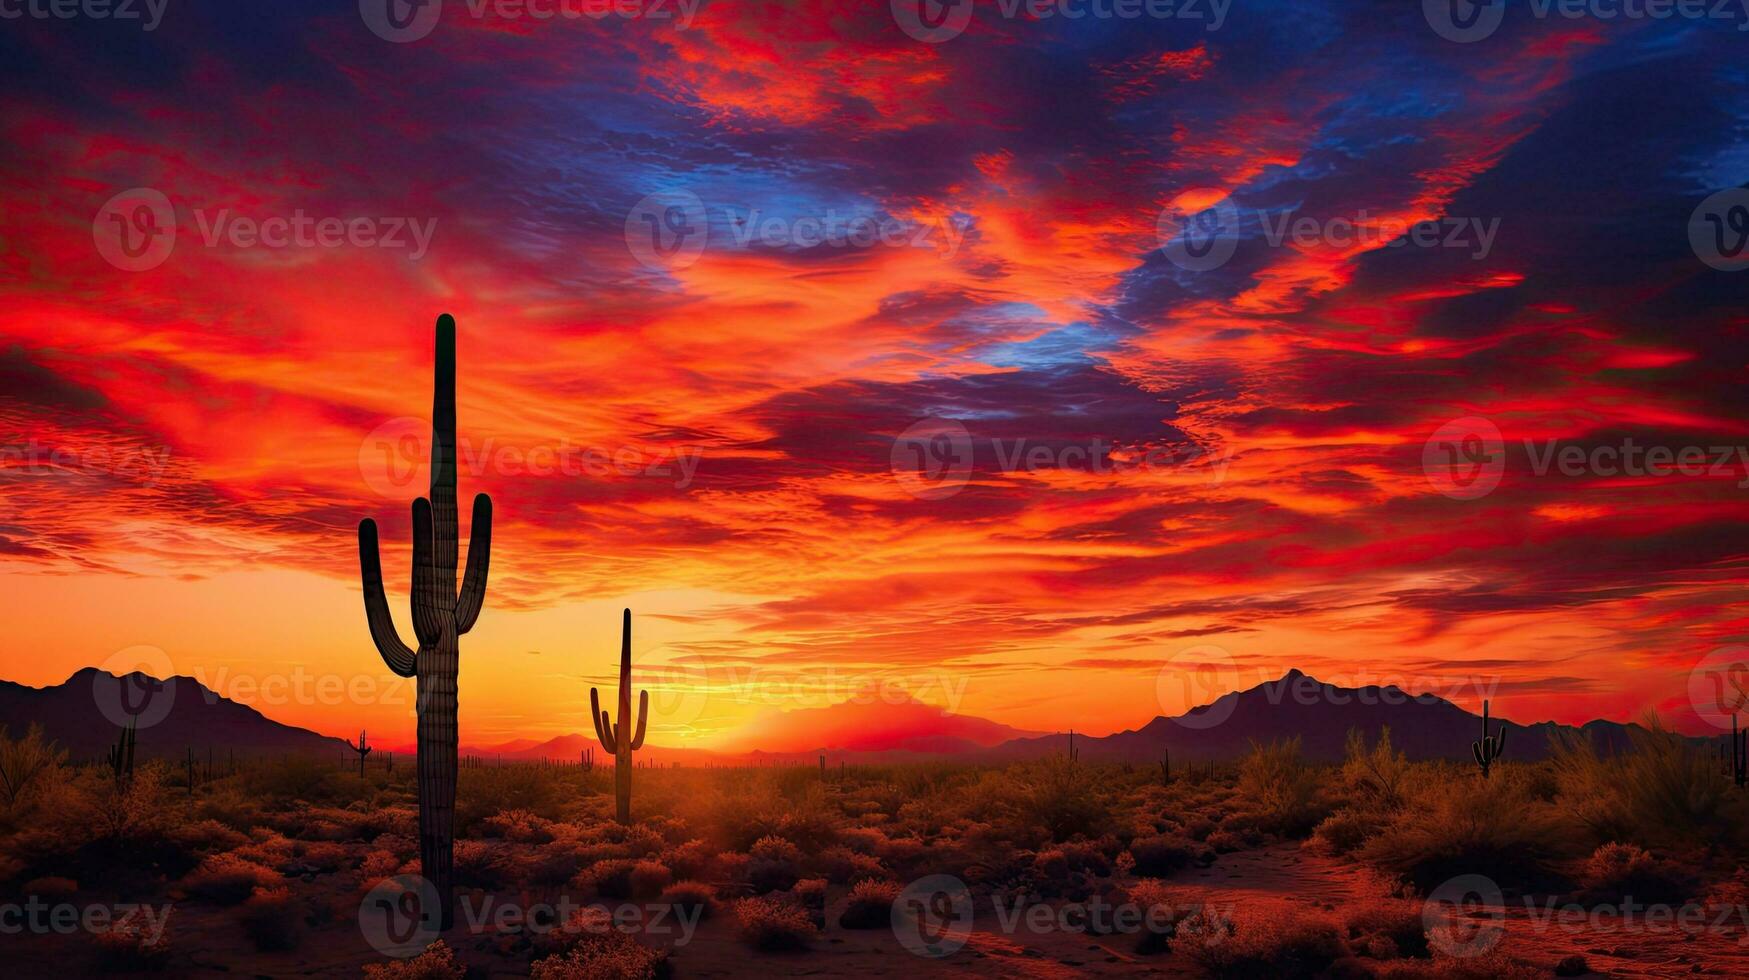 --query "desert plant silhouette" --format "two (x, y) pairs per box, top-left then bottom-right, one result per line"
(355, 313), (493, 929)
(106, 717), (136, 785)
(591, 608), (649, 823)
(1473, 698), (1506, 779)
(347, 729), (373, 778)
